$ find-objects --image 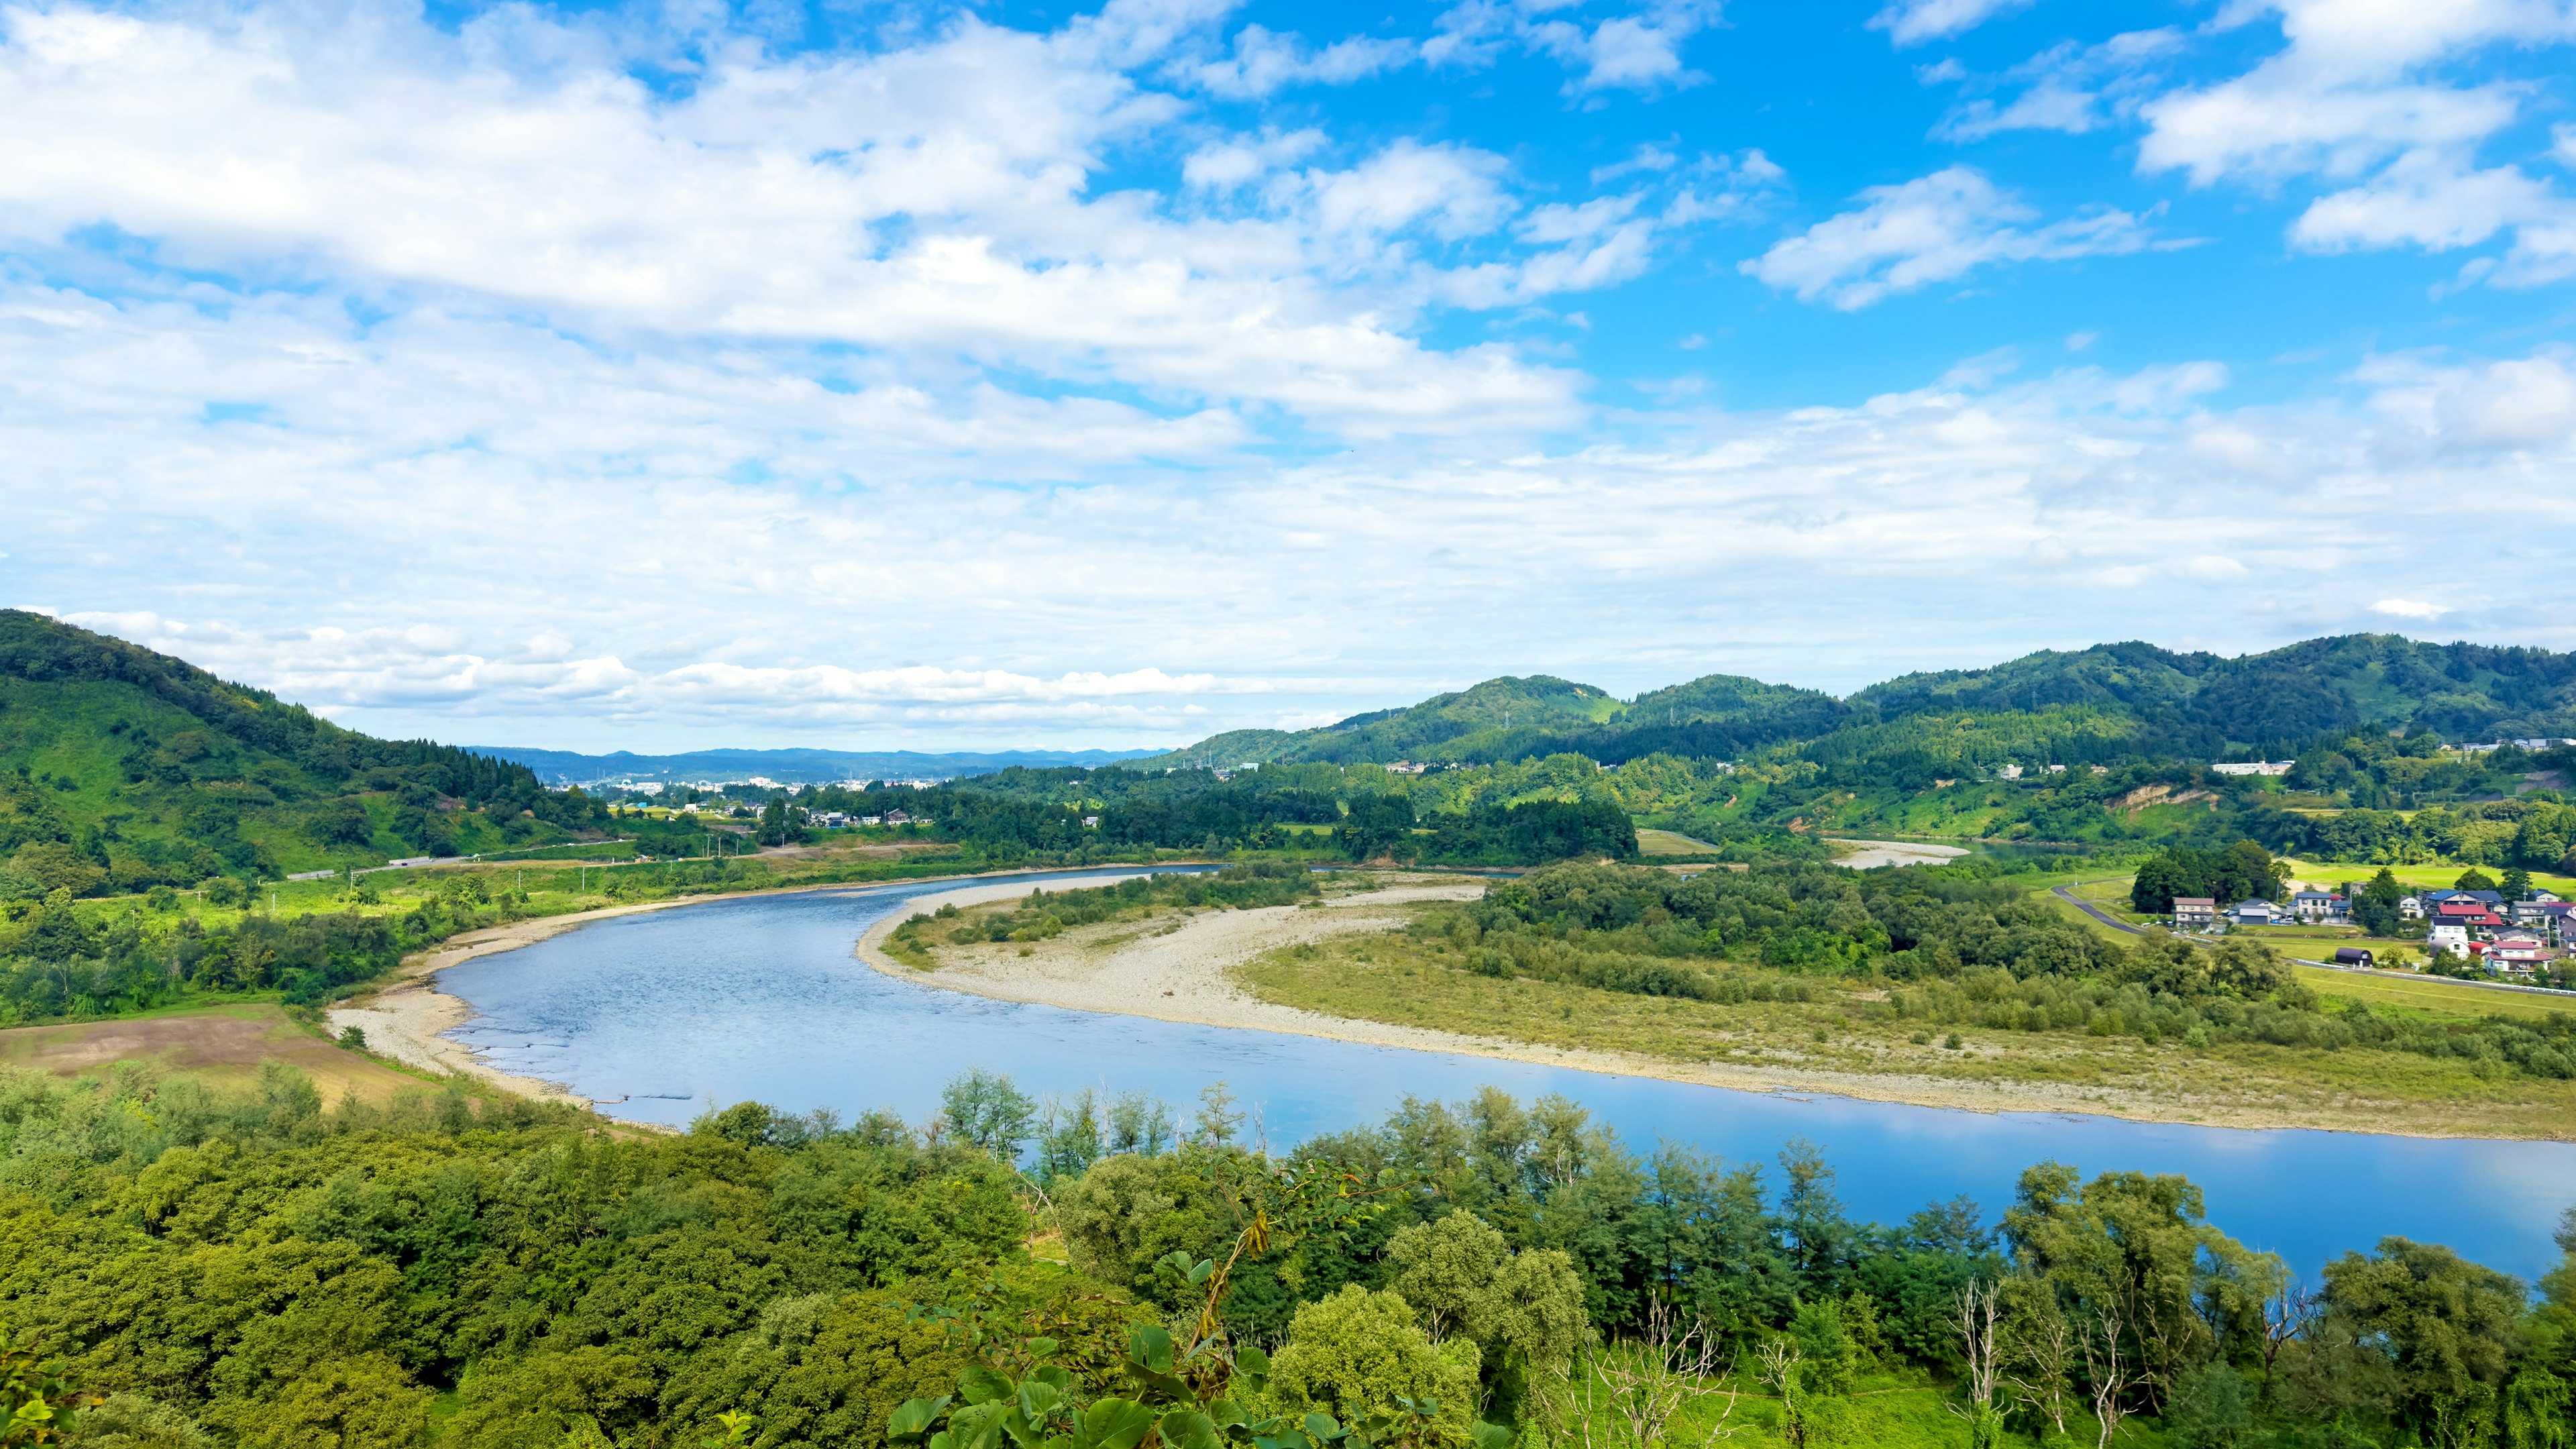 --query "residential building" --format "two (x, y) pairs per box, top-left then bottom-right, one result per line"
(2173, 897), (2218, 928)
(2398, 895), (2424, 919)
(2489, 934), (2556, 975)
(2534, 902), (2576, 944)
(2229, 900), (2284, 926)
(1082, 815), (1100, 828)
(2430, 922), (2471, 956)
(2290, 890), (2349, 924)
(2210, 761), (2294, 775)
(1996, 764), (2023, 780)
